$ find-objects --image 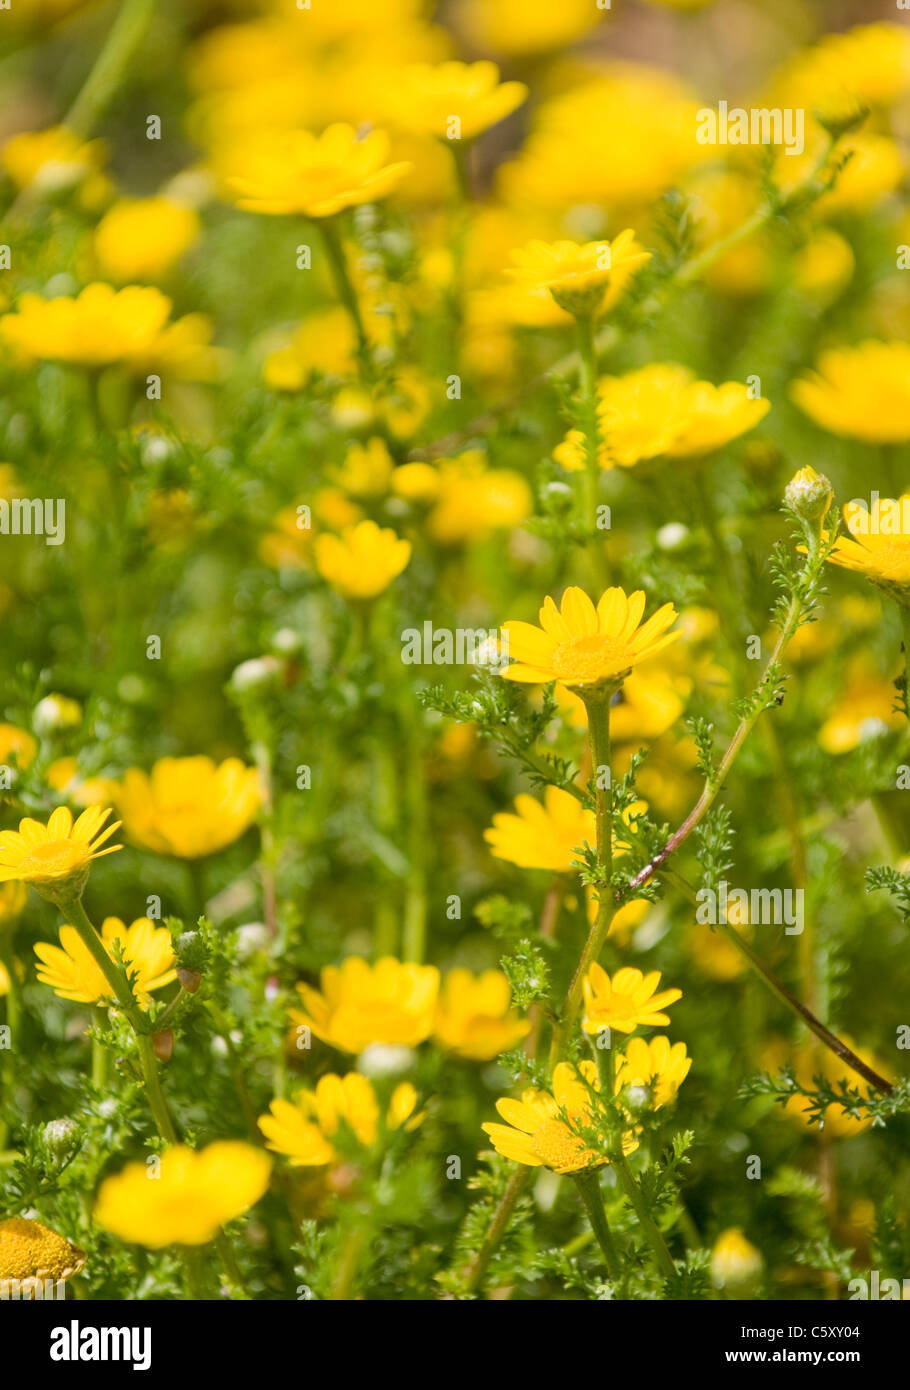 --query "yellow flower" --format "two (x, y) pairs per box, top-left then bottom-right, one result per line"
(94, 1141), (272, 1248)
(432, 969), (530, 1060)
(1, 124), (104, 193)
(0, 283), (216, 375)
(827, 494), (910, 598)
(582, 964), (682, 1035)
(332, 437), (395, 498)
(290, 956), (440, 1053)
(664, 381), (770, 459)
(817, 663), (904, 754)
(614, 1036), (691, 1108)
(791, 342), (910, 445)
(258, 1072), (420, 1165)
(482, 1060), (639, 1174)
(0, 806), (121, 896)
(506, 231), (650, 319)
(218, 123), (410, 217)
(710, 1228), (762, 1289)
(771, 22), (910, 116)
(0, 1217), (85, 1292)
(484, 786), (595, 873)
(264, 306), (358, 390)
(0, 723), (37, 770)
(115, 756), (261, 859)
(502, 586), (680, 692)
(94, 197), (201, 282)
(455, 0), (602, 56)
(386, 61), (527, 141)
(34, 916), (176, 1006)
(315, 520), (411, 600)
(412, 451), (532, 546)
(767, 1037), (893, 1139)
